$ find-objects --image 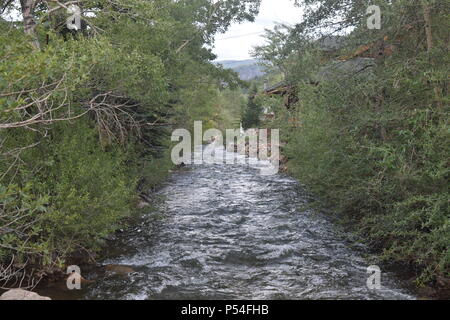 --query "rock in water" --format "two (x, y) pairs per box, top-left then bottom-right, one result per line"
(65, 272), (95, 284)
(137, 201), (151, 209)
(104, 264), (135, 275)
(0, 289), (51, 300)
